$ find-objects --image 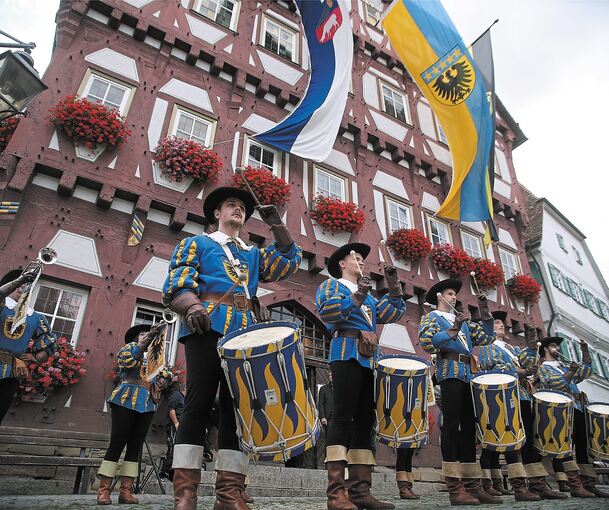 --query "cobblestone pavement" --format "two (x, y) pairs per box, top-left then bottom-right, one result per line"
(0, 494), (608, 509)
